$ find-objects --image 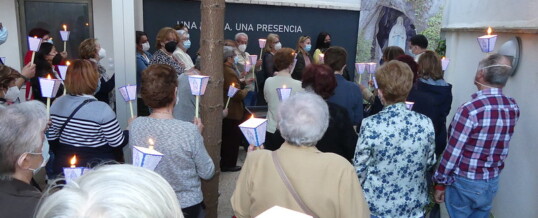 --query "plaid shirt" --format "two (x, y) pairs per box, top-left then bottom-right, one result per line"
(434, 88), (520, 185)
